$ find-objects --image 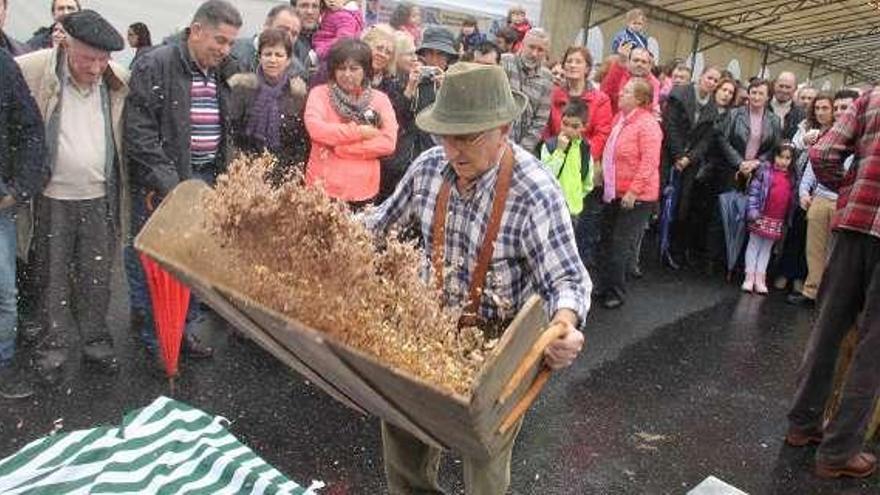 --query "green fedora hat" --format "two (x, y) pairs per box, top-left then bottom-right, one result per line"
(415, 62), (528, 136)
